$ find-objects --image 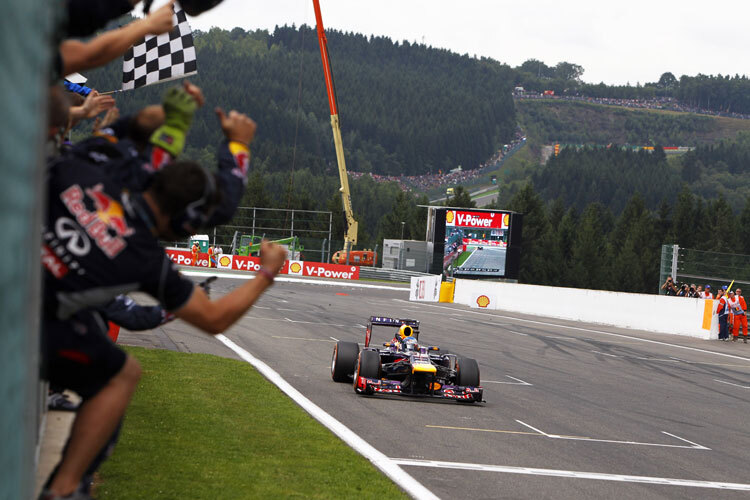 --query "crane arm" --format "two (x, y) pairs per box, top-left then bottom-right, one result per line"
(312, 0), (358, 248)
